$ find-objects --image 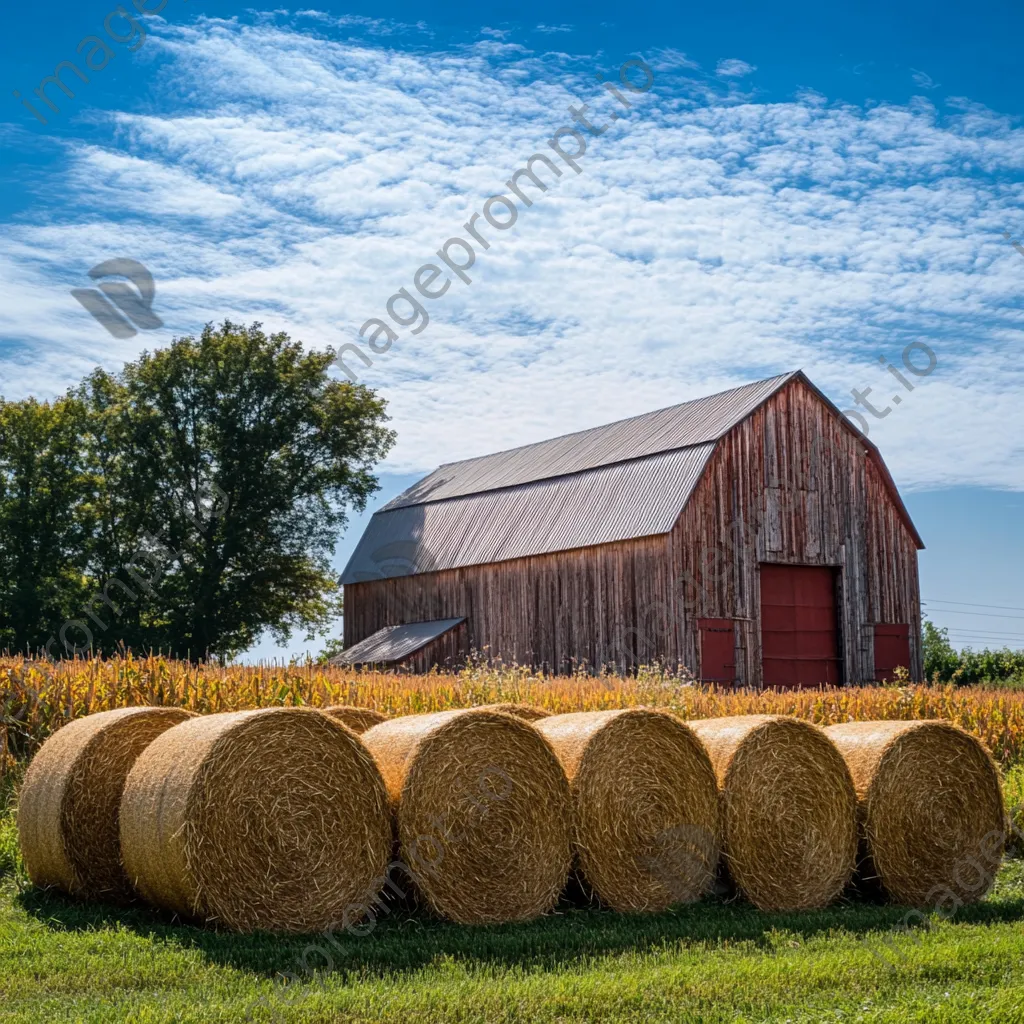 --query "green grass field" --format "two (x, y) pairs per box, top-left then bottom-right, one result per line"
(4, 765), (1024, 1023)
(3, 843), (1024, 1024)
